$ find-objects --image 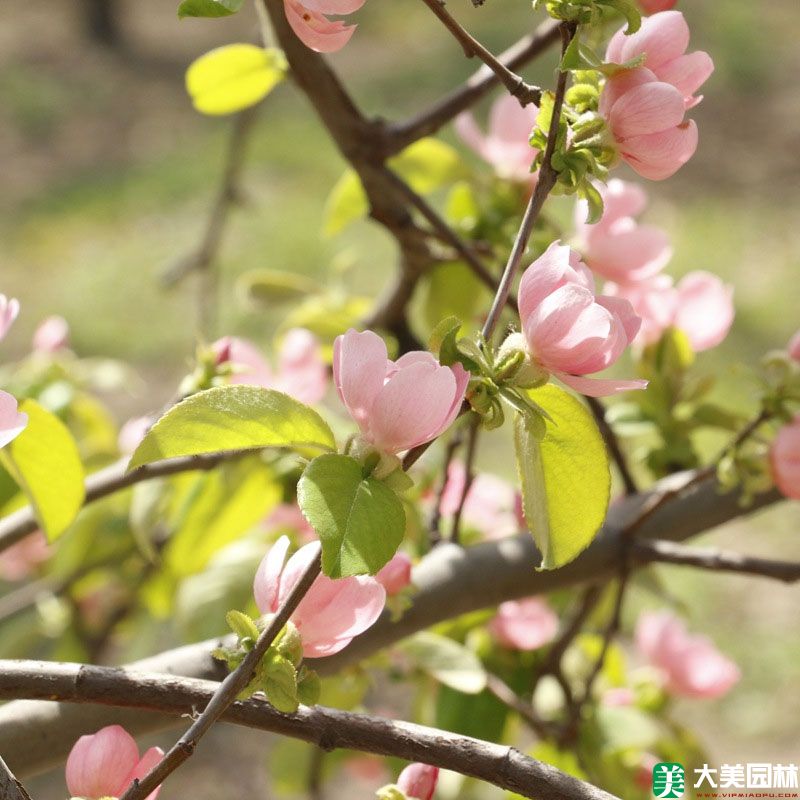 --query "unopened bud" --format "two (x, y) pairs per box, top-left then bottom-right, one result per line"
(497, 333), (549, 389)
